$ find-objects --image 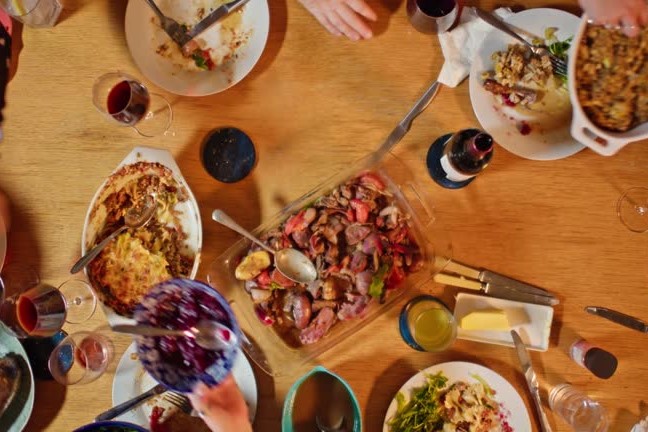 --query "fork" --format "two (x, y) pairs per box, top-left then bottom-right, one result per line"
(163, 392), (193, 414)
(475, 8), (568, 78)
(143, 0), (192, 47)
